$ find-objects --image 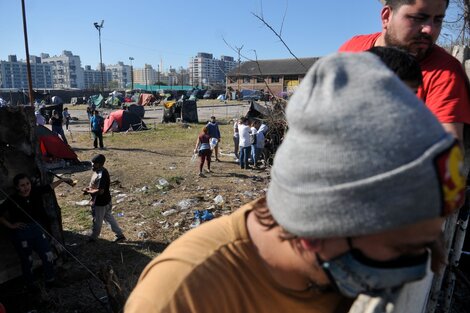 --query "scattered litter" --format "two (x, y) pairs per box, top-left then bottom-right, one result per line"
(243, 191), (254, 197)
(201, 210), (214, 222)
(116, 198), (126, 204)
(162, 209), (178, 217)
(178, 199), (196, 211)
(190, 211), (201, 228)
(213, 195), (224, 206)
(169, 166), (176, 170)
(140, 186), (149, 192)
(162, 223), (170, 230)
(116, 193), (128, 198)
(206, 205), (216, 211)
(111, 189), (121, 194)
(174, 222), (180, 227)
(157, 178), (169, 186)
(58, 193), (66, 197)
(75, 200), (90, 206)
(137, 231), (148, 239)
(136, 221), (146, 226)
(152, 200), (164, 207)
(117, 212), (124, 217)
(190, 154), (197, 163)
